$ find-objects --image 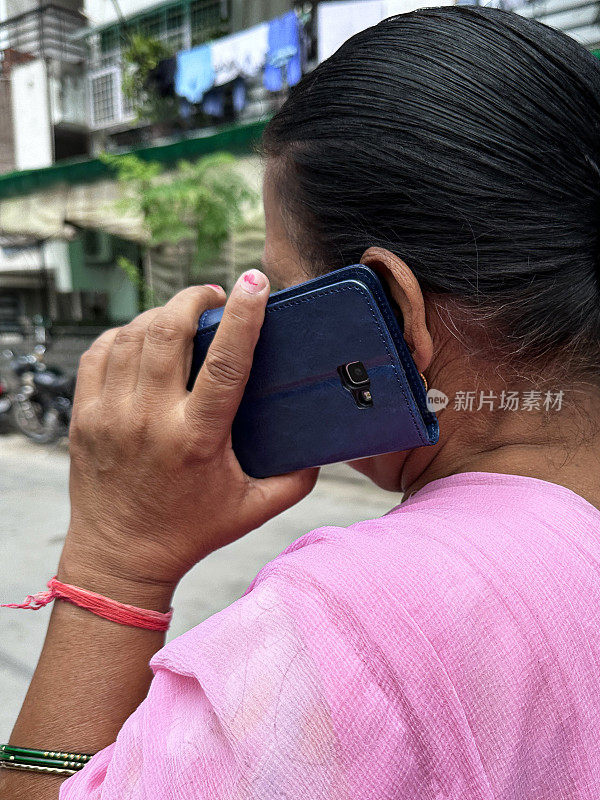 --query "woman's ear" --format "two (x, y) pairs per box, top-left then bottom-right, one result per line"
(359, 246), (433, 373)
